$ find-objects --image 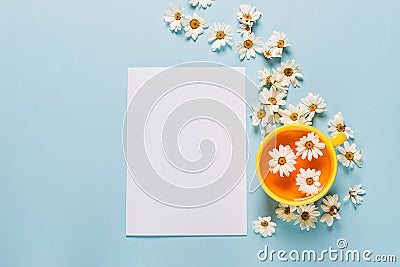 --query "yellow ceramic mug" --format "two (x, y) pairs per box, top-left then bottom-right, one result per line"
(256, 124), (347, 206)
